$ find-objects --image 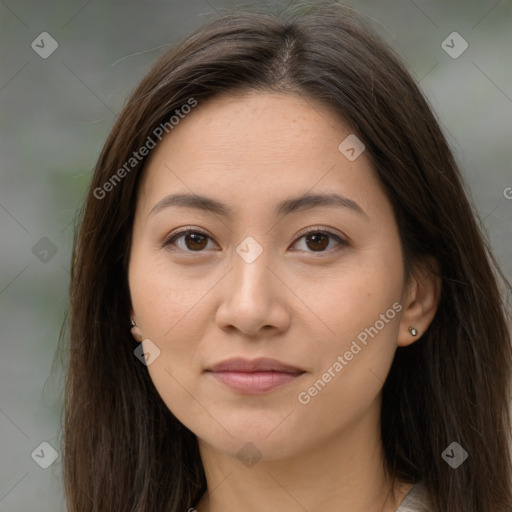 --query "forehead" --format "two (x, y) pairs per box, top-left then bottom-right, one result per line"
(136, 91), (387, 220)
(146, 91), (348, 164)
